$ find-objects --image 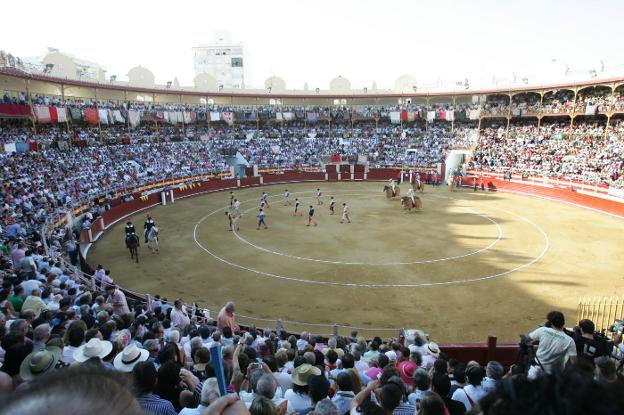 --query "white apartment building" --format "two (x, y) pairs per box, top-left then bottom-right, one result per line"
(193, 31), (245, 89)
